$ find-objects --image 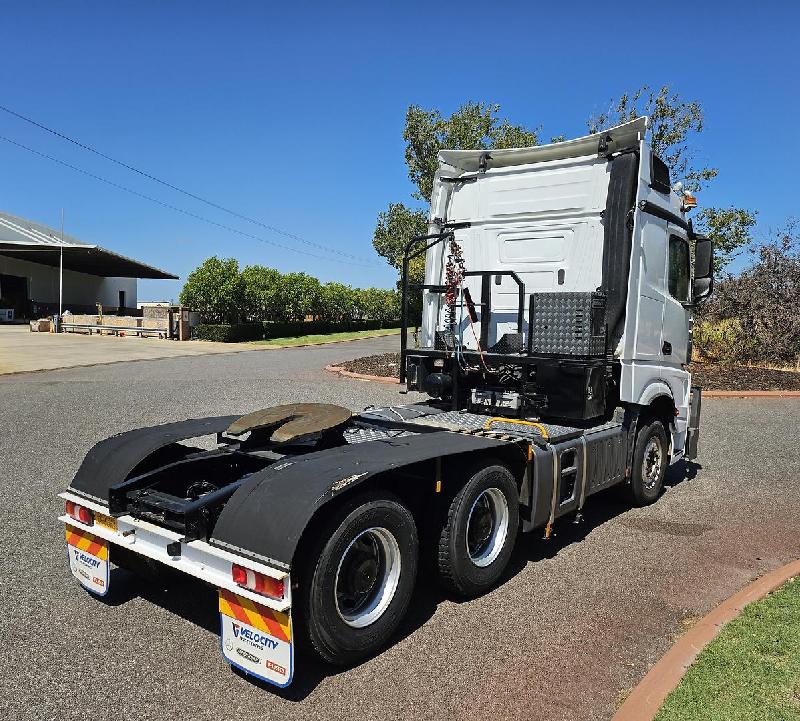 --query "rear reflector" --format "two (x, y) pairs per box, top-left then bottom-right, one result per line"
(66, 500), (94, 526)
(231, 563), (285, 601)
